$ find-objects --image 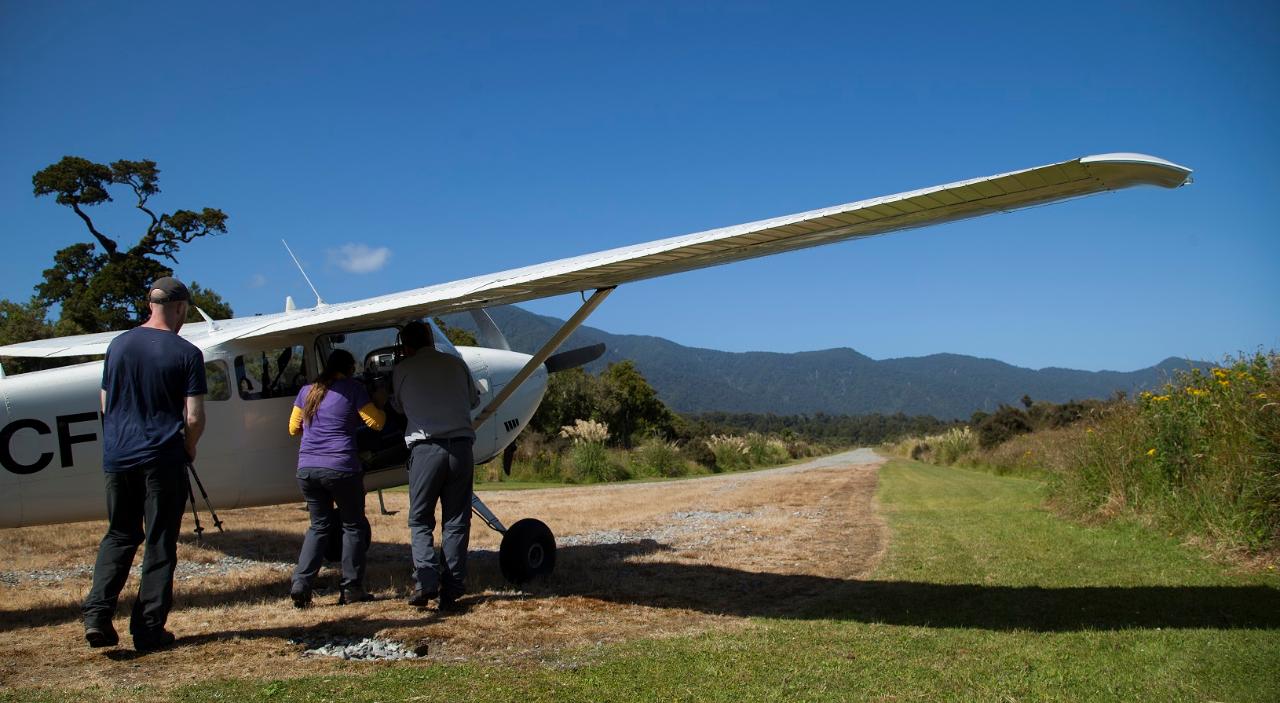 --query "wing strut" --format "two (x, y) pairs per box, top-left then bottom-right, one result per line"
(471, 287), (615, 429)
